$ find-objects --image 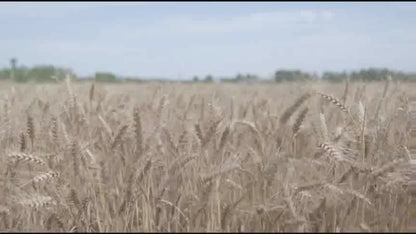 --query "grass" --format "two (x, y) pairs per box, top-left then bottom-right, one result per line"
(0, 79), (415, 232)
